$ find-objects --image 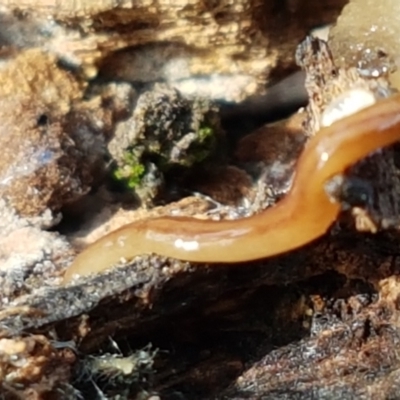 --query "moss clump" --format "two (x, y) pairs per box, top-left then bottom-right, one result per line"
(185, 124), (216, 165)
(198, 125), (213, 141)
(112, 152), (146, 189)
(108, 85), (223, 202)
